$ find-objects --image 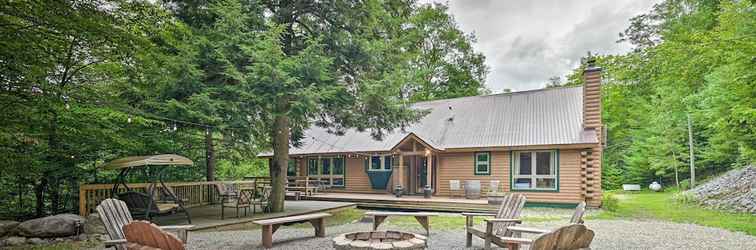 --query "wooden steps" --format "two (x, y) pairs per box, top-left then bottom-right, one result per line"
(303, 195), (498, 213)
